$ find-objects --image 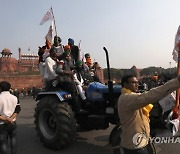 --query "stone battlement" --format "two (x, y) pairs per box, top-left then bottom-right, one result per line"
(0, 48), (42, 89)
